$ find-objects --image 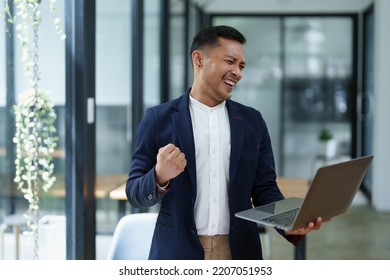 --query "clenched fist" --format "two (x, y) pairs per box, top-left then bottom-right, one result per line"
(155, 143), (187, 186)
